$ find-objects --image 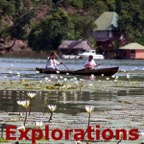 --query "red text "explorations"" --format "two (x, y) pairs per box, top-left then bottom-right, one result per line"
(6, 125), (139, 143)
